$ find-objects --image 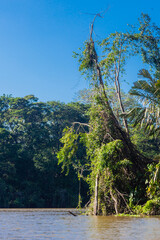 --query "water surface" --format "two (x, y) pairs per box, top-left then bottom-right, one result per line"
(0, 209), (160, 240)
